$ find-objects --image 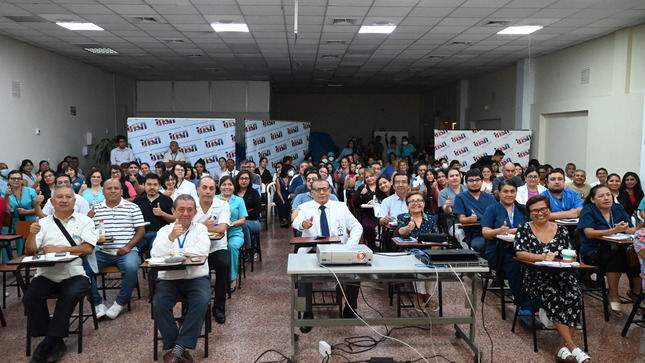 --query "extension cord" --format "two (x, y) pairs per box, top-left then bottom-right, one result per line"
(318, 341), (331, 357)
